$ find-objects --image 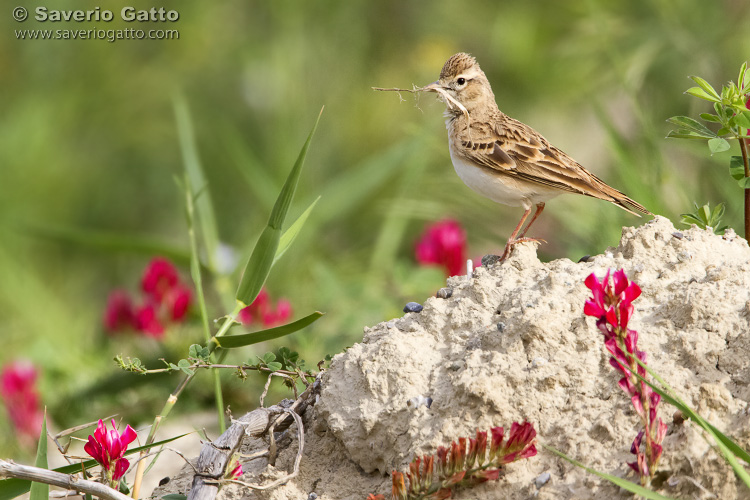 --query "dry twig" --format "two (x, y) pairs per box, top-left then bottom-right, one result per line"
(0, 460), (131, 500)
(373, 85), (470, 122)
